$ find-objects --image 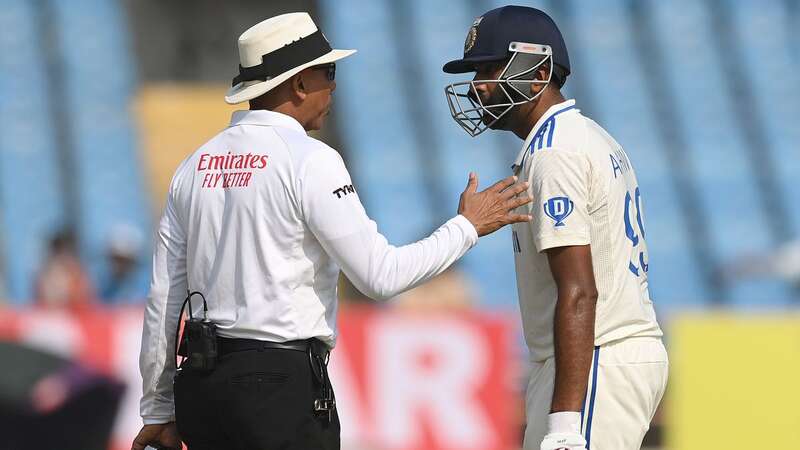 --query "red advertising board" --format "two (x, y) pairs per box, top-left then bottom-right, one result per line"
(0, 306), (519, 450)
